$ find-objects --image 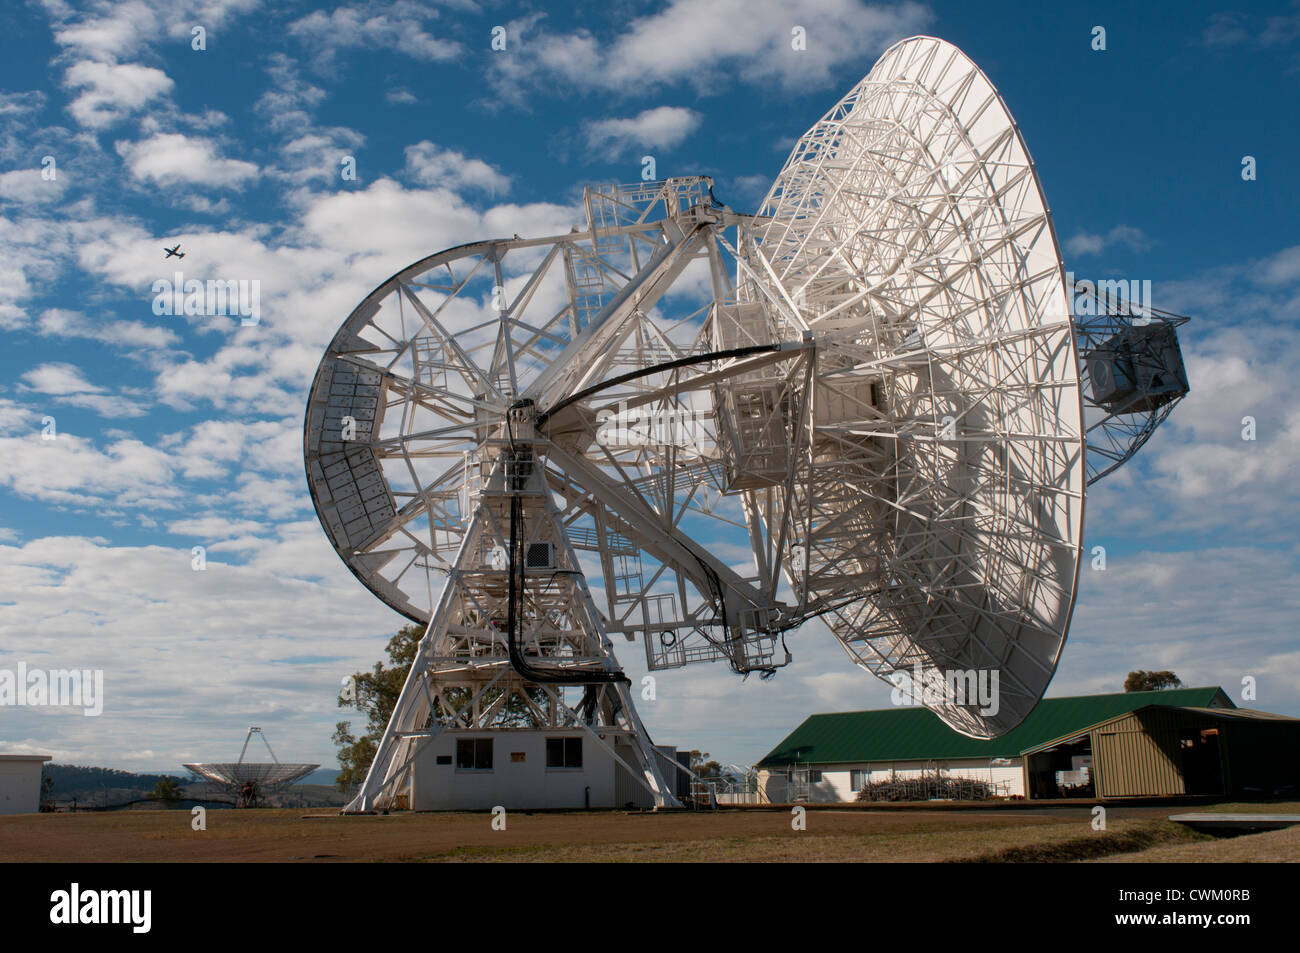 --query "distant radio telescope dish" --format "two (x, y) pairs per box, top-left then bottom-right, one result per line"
(183, 727), (317, 807)
(305, 36), (1189, 811)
